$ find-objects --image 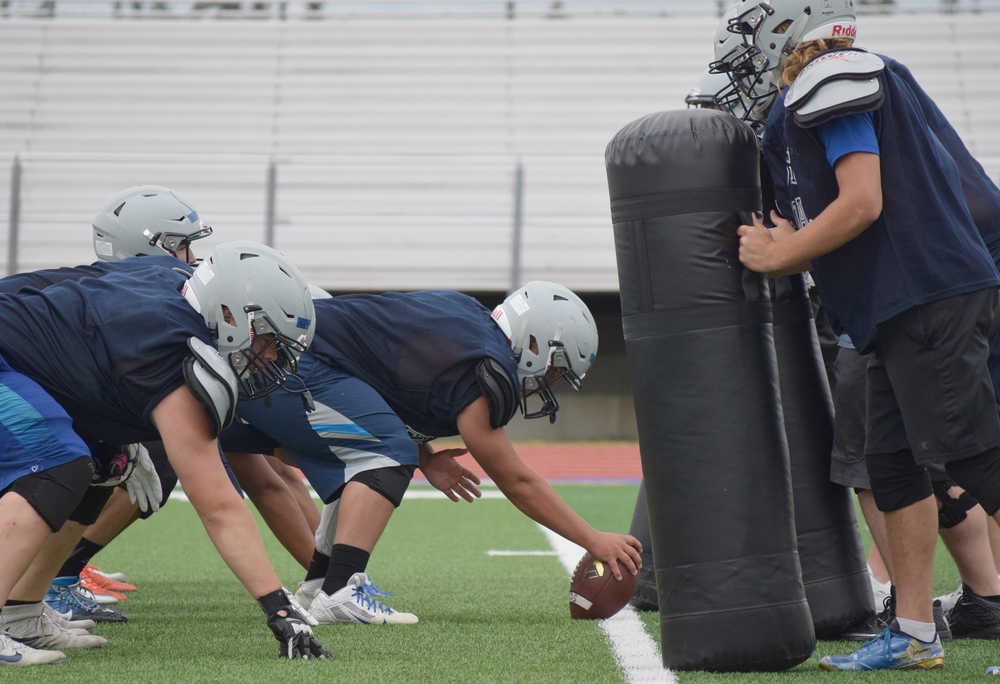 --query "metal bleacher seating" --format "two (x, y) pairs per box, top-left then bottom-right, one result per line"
(1, 5), (999, 292)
